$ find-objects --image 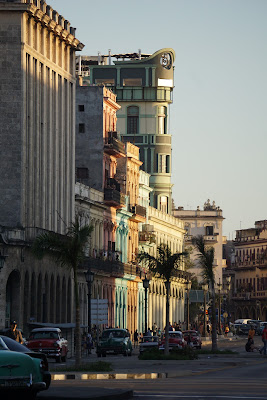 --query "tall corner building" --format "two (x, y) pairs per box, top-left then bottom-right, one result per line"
(77, 48), (175, 215)
(0, 0), (83, 233)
